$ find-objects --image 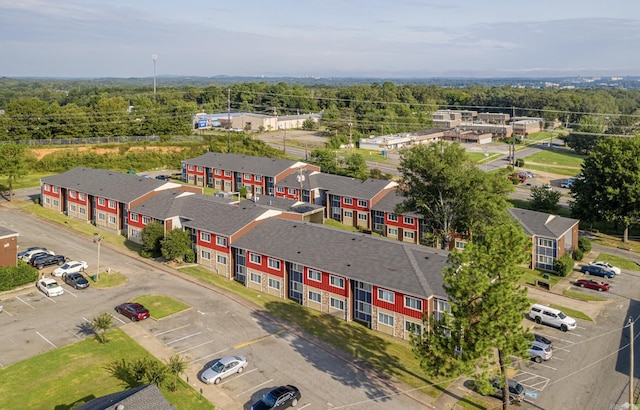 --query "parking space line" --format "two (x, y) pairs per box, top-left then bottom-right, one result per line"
(536, 362), (557, 371)
(2, 309), (13, 317)
(155, 324), (191, 336)
(219, 368), (258, 386)
(166, 332), (202, 345)
(65, 289), (78, 298)
(111, 314), (127, 324)
(233, 329), (286, 349)
(191, 348), (229, 364)
(177, 340), (215, 354)
(36, 331), (57, 348)
(16, 296), (35, 309)
(235, 379), (274, 398)
(297, 404), (311, 409)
